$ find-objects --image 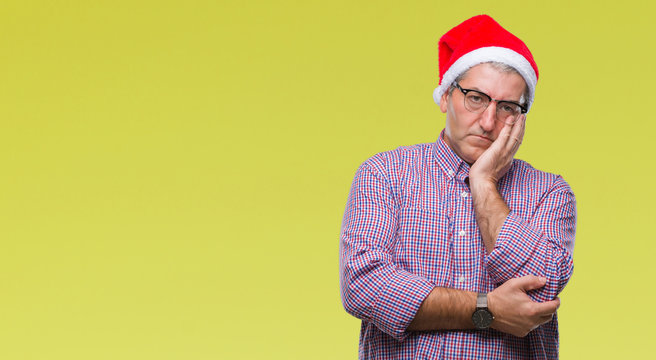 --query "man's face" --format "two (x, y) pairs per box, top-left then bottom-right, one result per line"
(440, 63), (527, 165)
